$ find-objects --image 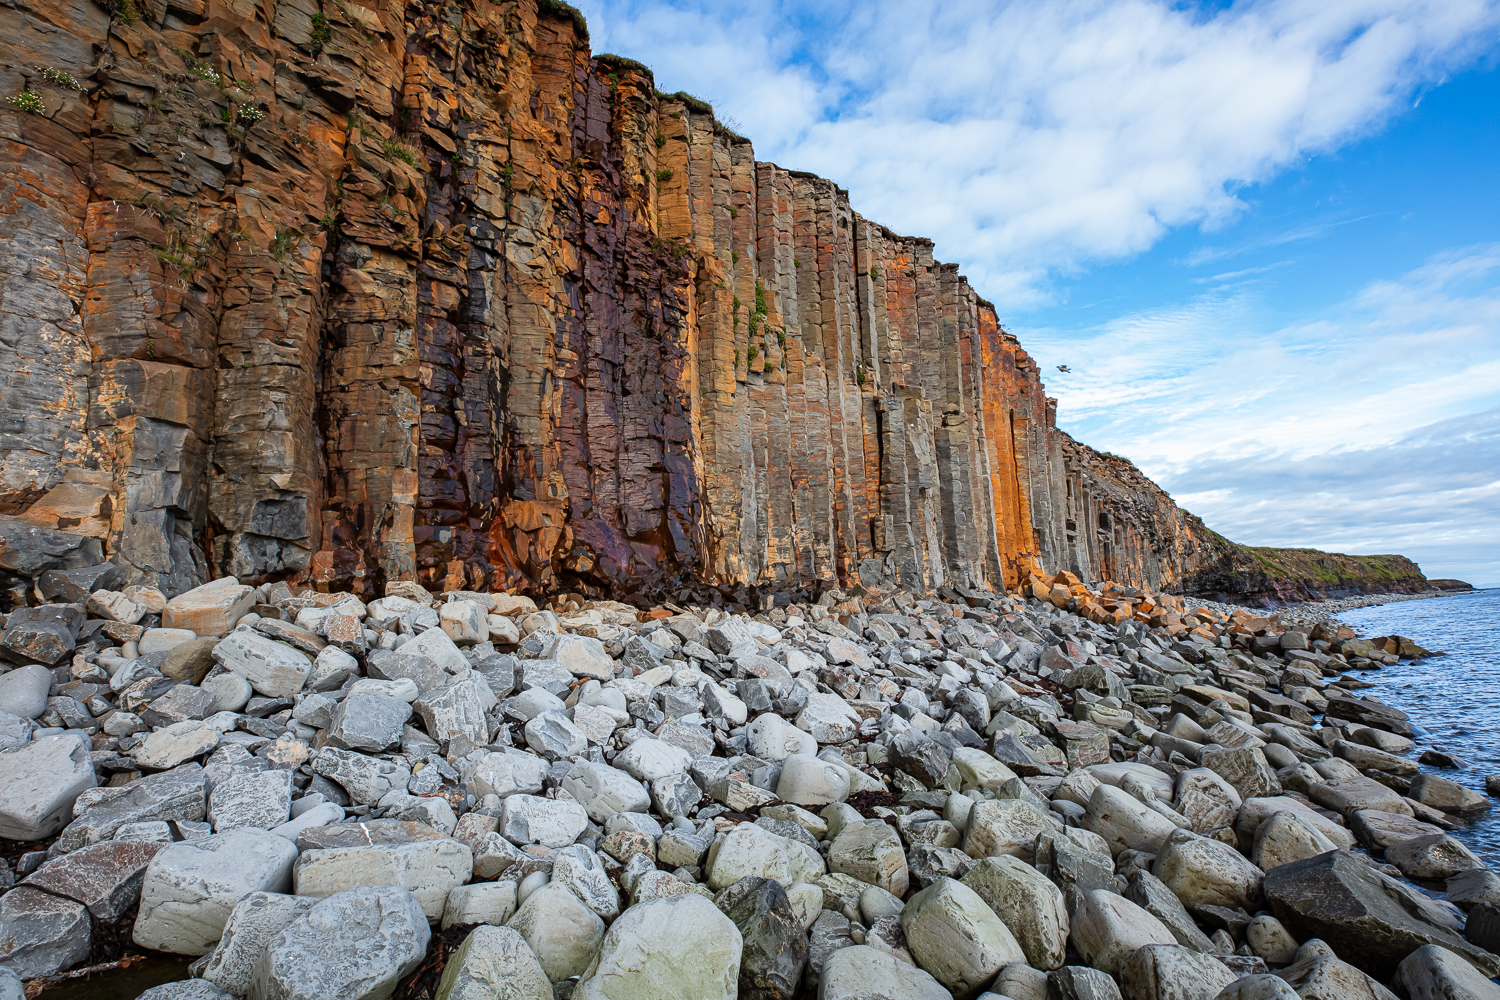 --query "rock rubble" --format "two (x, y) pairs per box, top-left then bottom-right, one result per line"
(0, 569), (1492, 1000)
